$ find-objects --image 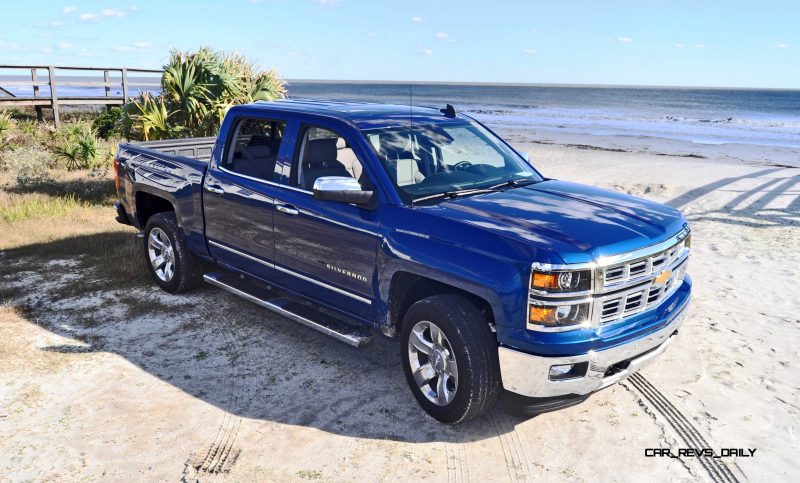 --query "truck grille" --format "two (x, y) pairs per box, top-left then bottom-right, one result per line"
(597, 259), (688, 324)
(602, 238), (689, 289)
